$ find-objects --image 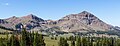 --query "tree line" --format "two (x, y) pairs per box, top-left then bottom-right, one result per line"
(1, 27), (120, 46)
(59, 36), (120, 46)
(0, 28), (45, 46)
